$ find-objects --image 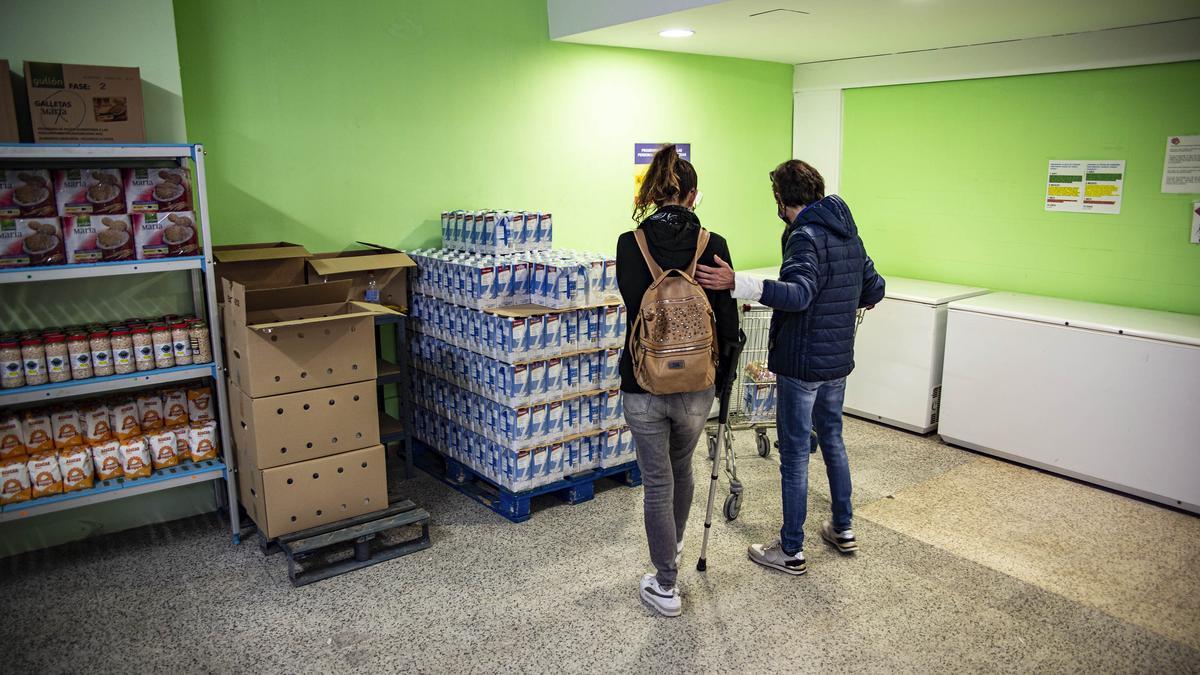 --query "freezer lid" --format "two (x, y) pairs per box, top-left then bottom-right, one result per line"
(738, 269), (988, 306)
(947, 292), (1200, 347)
